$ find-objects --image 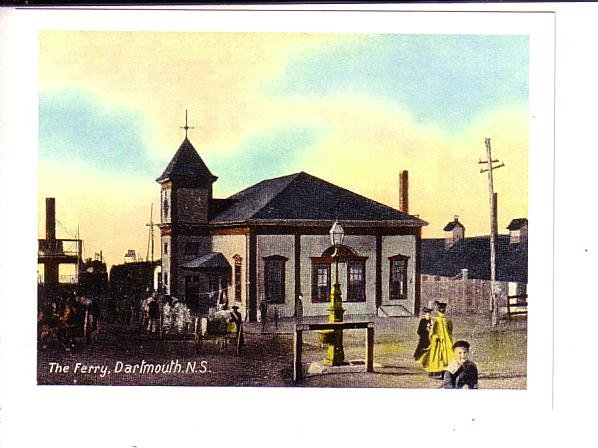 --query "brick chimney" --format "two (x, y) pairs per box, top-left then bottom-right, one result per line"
(46, 197), (56, 243)
(399, 170), (408, 214)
